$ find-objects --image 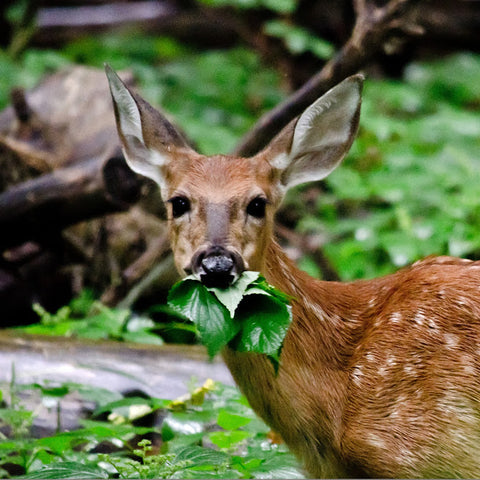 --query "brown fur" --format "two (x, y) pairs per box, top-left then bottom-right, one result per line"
(225, 247), (480, 477)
